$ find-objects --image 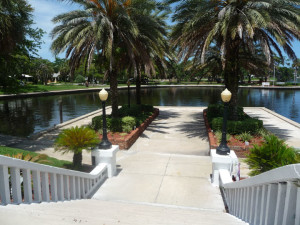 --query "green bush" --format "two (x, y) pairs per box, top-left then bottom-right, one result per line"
(245, 134), (299, 176)
(236, 132), (253, 142)
(91, 104), (154, 133)
(207, 104), (247, 123)
(122, 116), (136, 133)
(109, 118), (122, 132)
(74, 75), (86, 83)
(211, 117), (263, 135)
(91, 116), (102, 131)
